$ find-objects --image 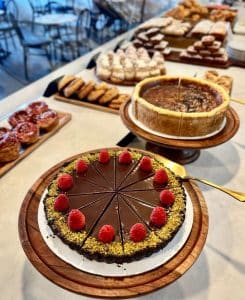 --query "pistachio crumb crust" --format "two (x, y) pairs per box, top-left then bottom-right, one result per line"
(44, 149), (186, 263)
